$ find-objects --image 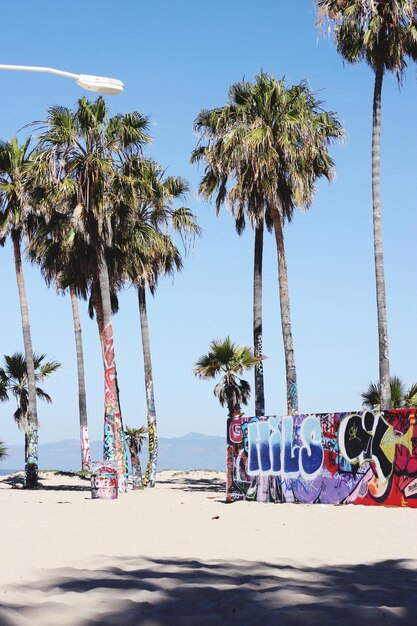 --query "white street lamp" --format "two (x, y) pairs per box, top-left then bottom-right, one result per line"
(0, 64), (124, 95)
